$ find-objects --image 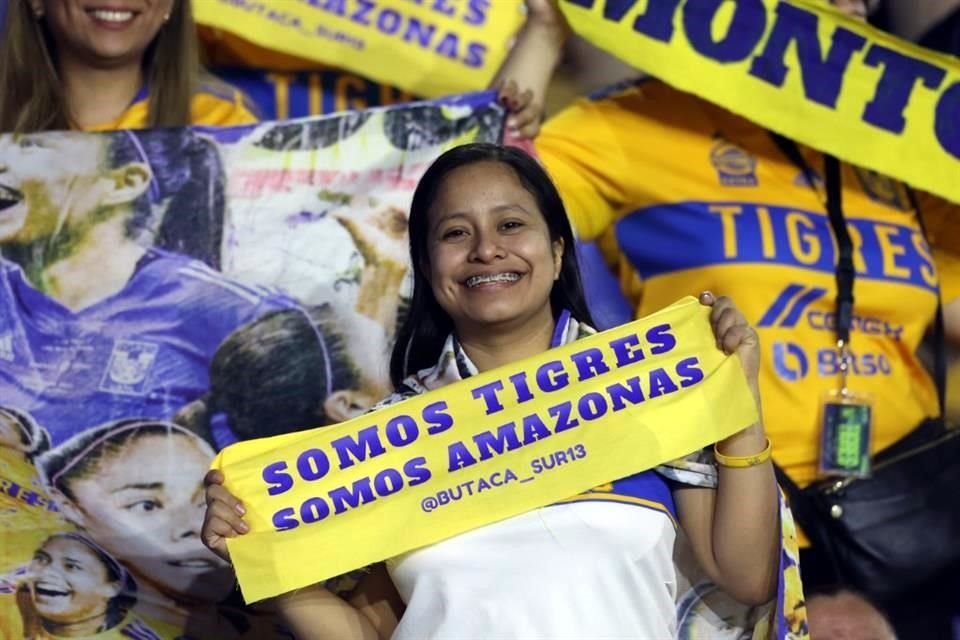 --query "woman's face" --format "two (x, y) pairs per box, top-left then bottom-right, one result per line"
(28, 537), (119, 624)
(61, 432), (234, 601)
(38, 0), (174, 68)
(425, 161), (563, 340)
(0, 133), (145, 246)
